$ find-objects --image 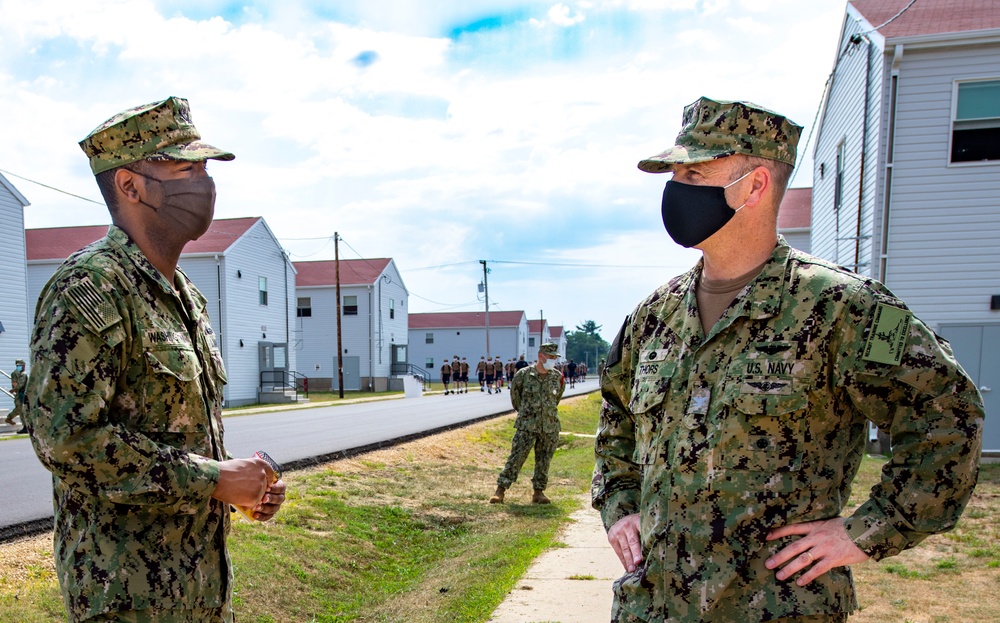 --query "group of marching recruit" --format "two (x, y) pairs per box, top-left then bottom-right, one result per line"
(439, 354), (530, 395)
